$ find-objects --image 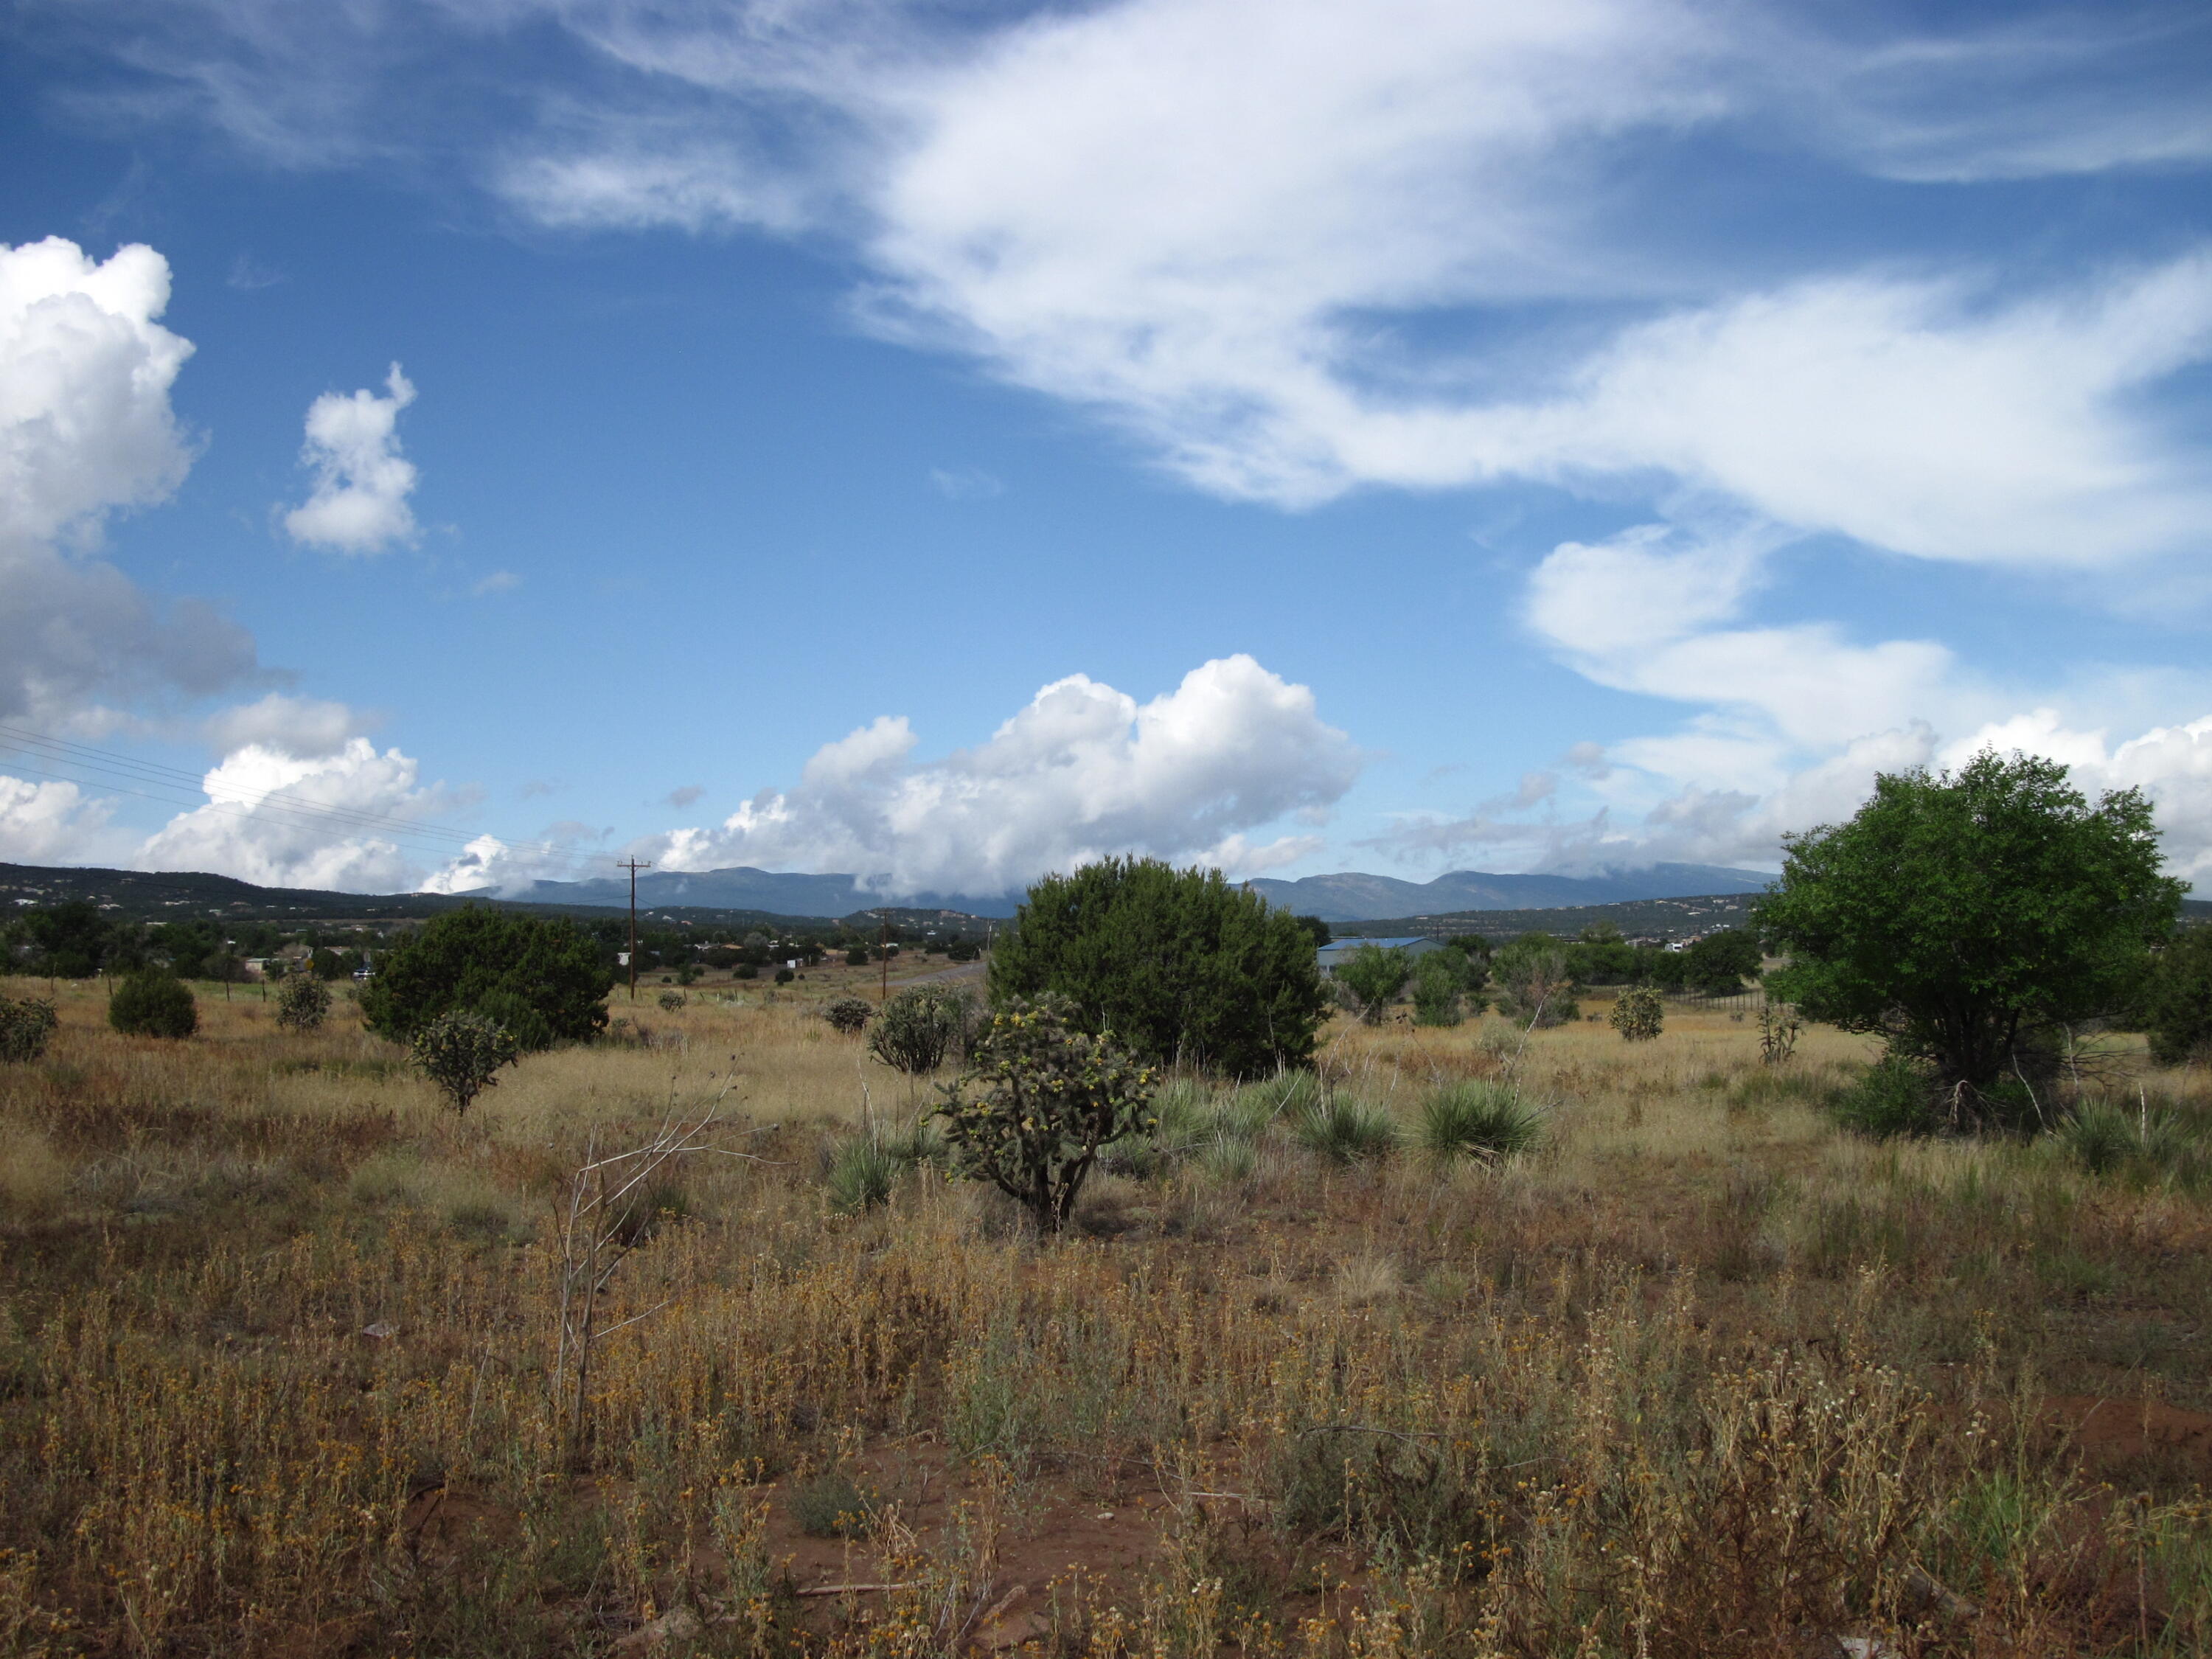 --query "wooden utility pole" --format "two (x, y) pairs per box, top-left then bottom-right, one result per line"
(879, 911), (890, 1004)
(619, 859), (652, 1001)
